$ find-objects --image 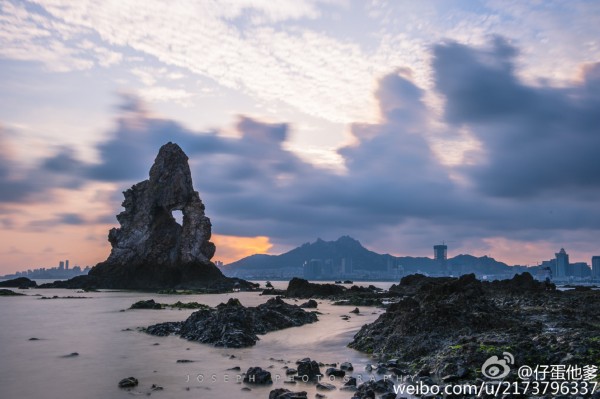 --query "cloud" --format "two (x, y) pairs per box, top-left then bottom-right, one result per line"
(2, 35), (600, 263)
(433, 38), (600, 199)
(17, 0), (382, 123)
